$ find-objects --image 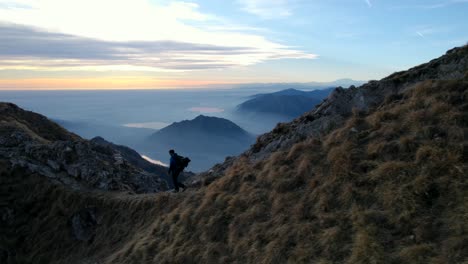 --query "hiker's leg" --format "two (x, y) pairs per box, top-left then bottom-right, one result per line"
(172, 172), (179, 192)
(175, 170), (185, 189)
